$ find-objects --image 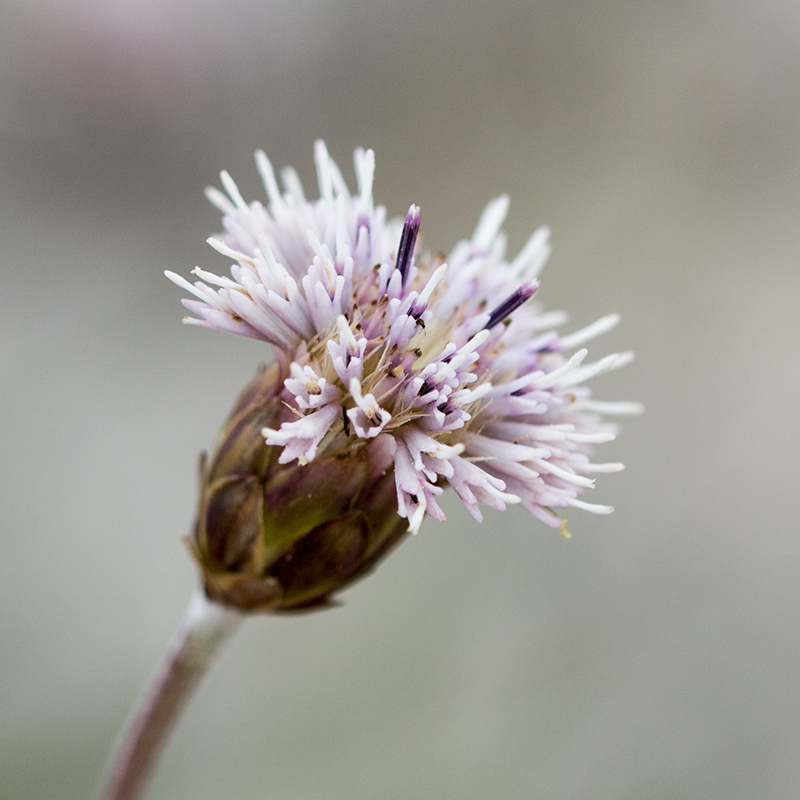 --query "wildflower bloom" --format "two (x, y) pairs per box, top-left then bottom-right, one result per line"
(166, 142), (639, 609)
